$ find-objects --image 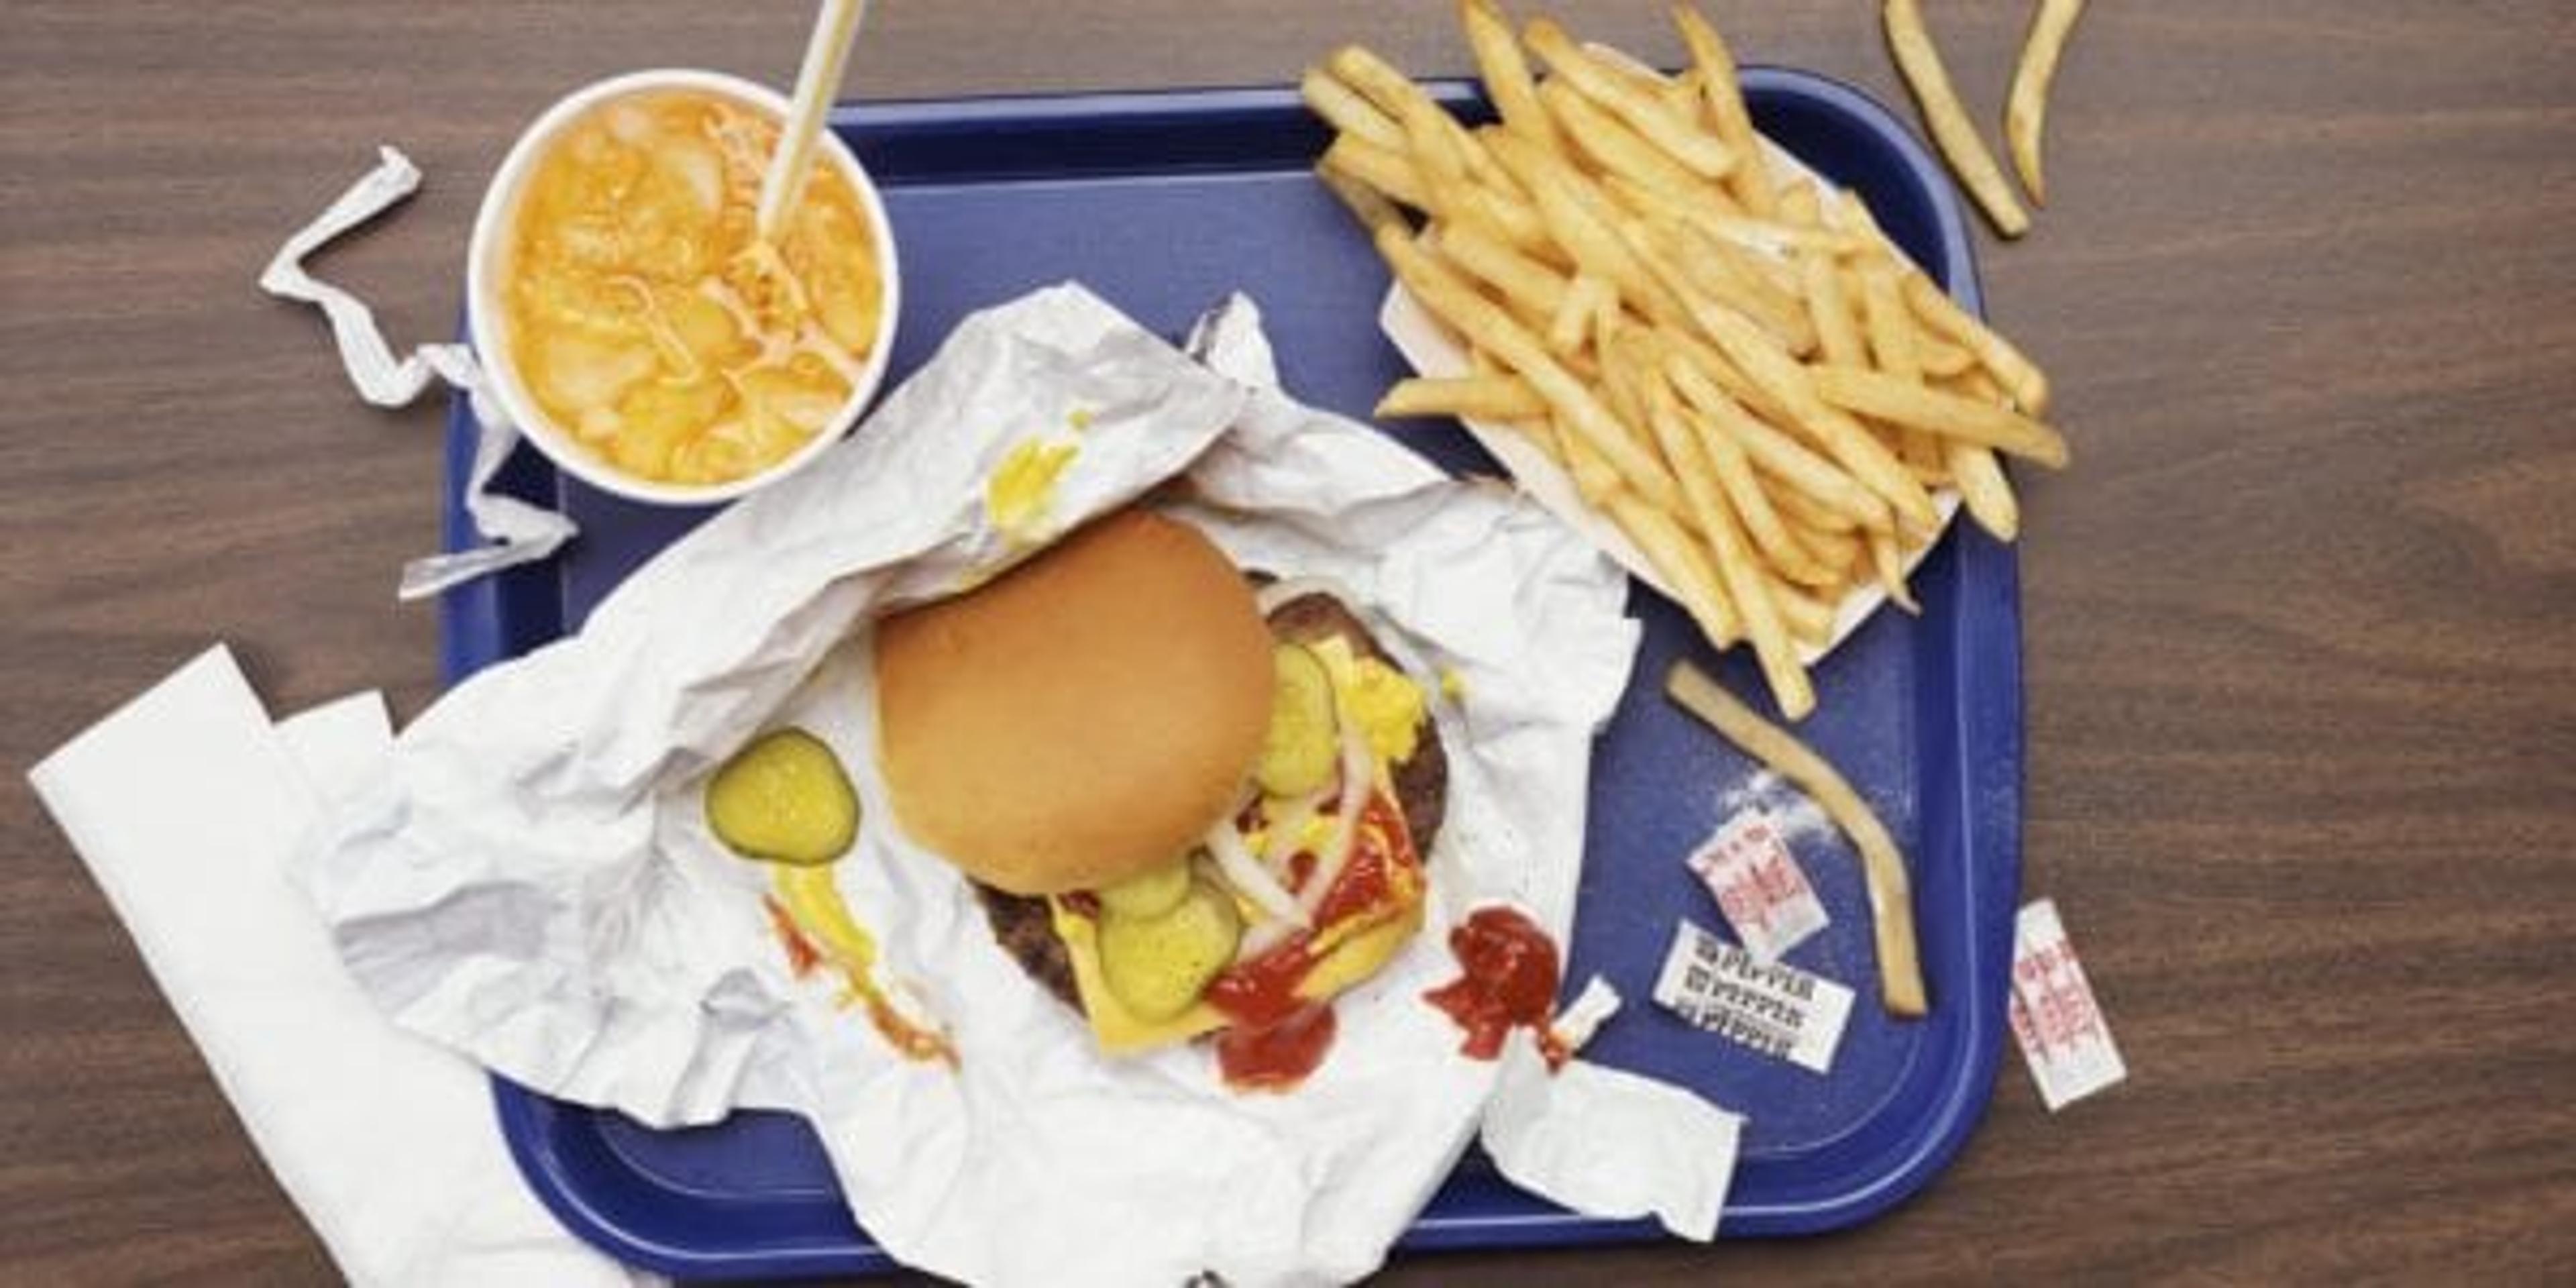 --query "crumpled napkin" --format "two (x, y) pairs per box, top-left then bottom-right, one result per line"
(27, 646), (649, 1287)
